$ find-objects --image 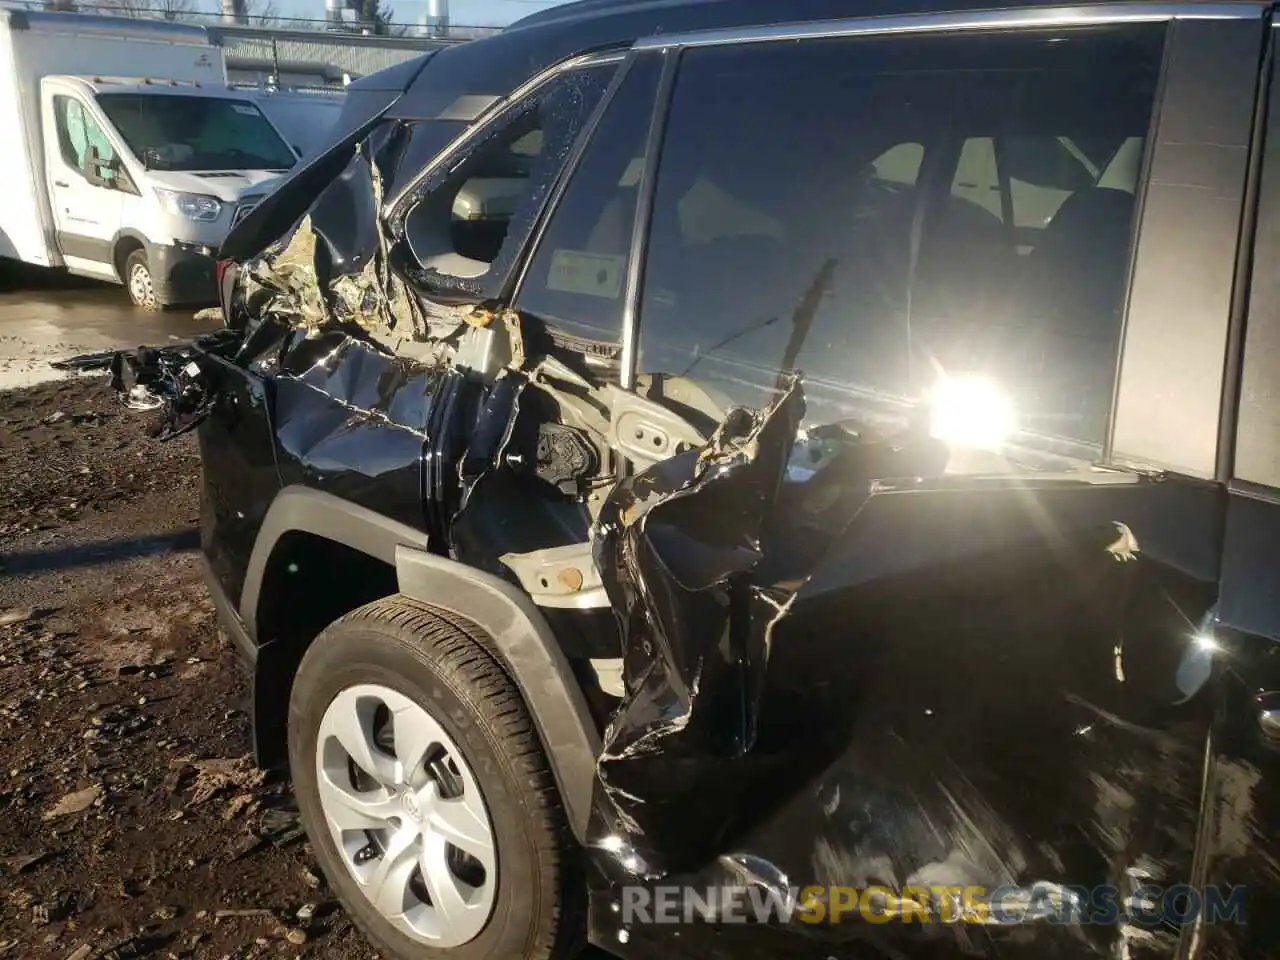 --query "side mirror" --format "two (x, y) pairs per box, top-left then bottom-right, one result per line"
(85, 145), (116, 188)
